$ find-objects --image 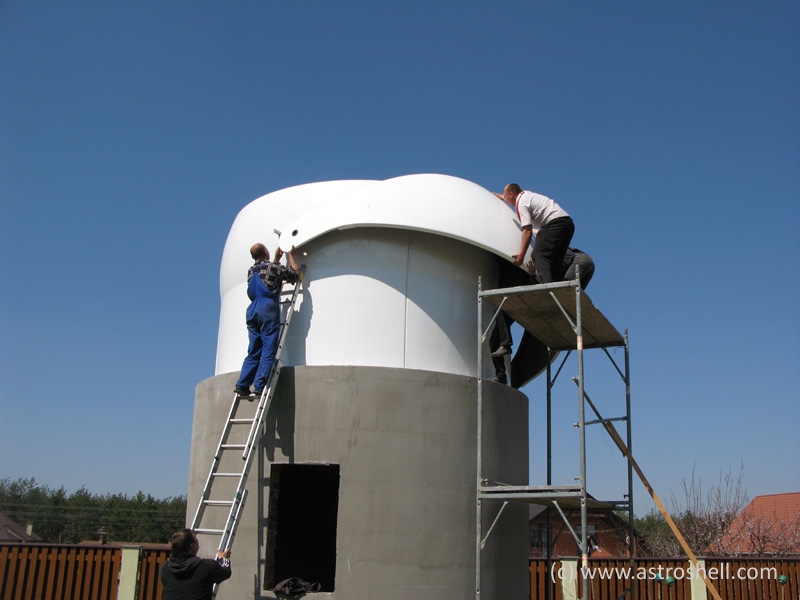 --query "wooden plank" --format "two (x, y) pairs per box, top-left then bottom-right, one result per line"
(29, 546), (42, 599)
(788, 560), (800, 600)
(97, 549), (110, 600)
(98, 548), (113, 600)
(90, 549), (102, 600)
(138, 550), (153, 600)
(44, 547), (60, 599)
(730, 560), (744, 600)
(0, 546), (10, 599)
(139, 547), (169, 600)
(489, 286), (625, 351)
(108, 548), (122, 600)
(103, 548), (117, 600)
(67, 548), (81, 600)
(57, 547), (70, 599)
(483, 490), (614, 510)
(708, 559), (718, 600)
(499, 291), (576, 349)
(530, 560), (548, 600)
(555, 560), (564, 600)
(91, 549), (101, 600)
(12, 545), (27, 600)
(545, 287), (624, 349)
(4, 546), (20, 600)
